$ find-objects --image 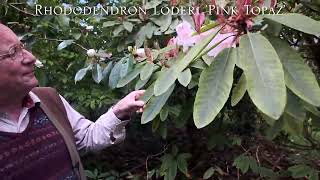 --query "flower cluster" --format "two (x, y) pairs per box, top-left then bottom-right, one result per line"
(164, 0), (276, 59)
